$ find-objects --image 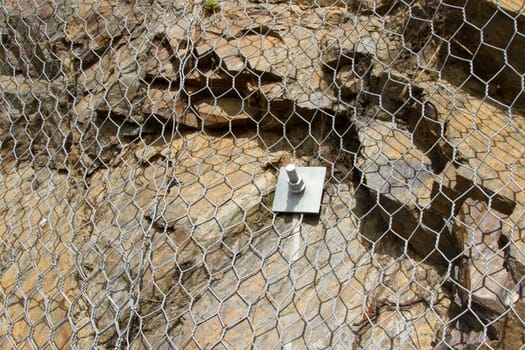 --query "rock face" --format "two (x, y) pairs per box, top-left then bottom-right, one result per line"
(356, 119), (458, 262)
(191, 98), (258, 129)
(70, 131), (275, 347)
(0, 75), (70, 169)
(136, 183), (450, 348)
(0, 0), (524, 349)
(0, 165), (78, 349)
(455, 199), (514, 314)
(443, 0), (525, 109)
